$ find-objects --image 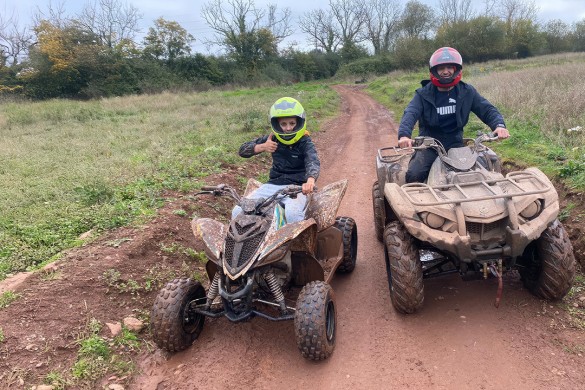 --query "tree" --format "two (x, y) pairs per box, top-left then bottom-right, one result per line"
(400, 0), (435, 39)
(438, 0), (474, 26)
(299, 9), (341, 53)
(0, 12), (34, 67)
(329, 0), (367, 46)
(201, 0), (291, 71)
(498, 0), (538, 31)
(573, 19), (585, 52)
(362, 0), (402, 55)
(143, 18), (194, 61)
(77, 0), (142, 49)
(542, 19), (571, 54)
(506, 18), (542, 57)
(23, 20), (101, 97)
(435, 16), (506, 62)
